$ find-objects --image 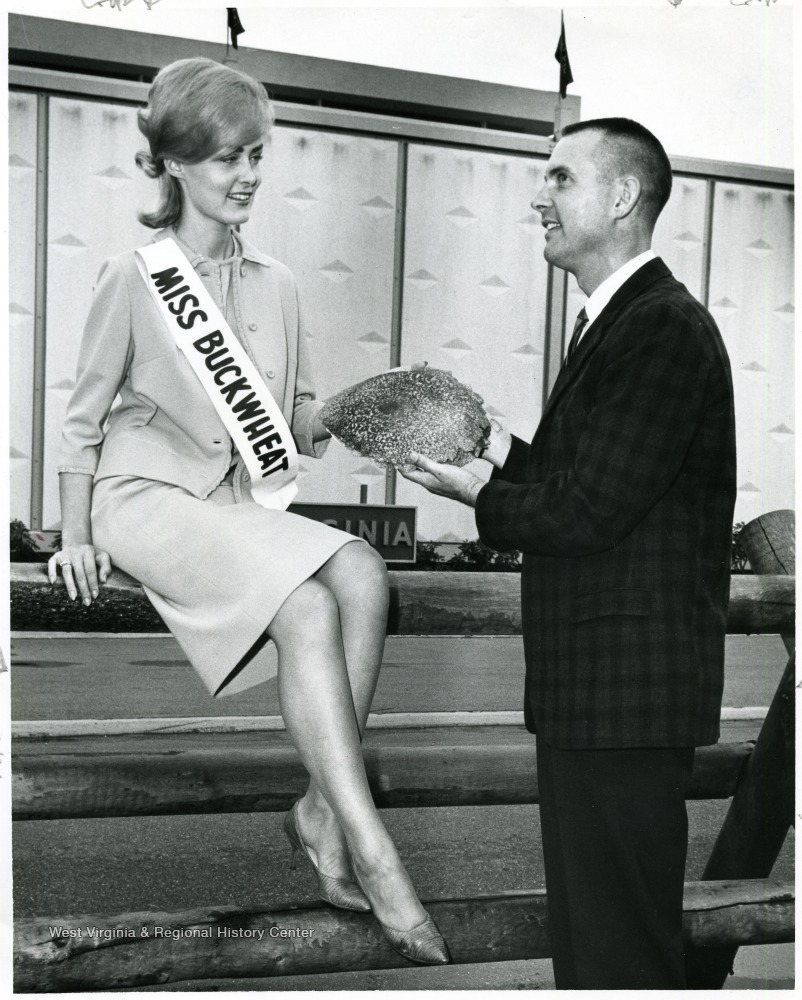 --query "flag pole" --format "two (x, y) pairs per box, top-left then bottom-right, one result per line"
(552, 9), (574, 148)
